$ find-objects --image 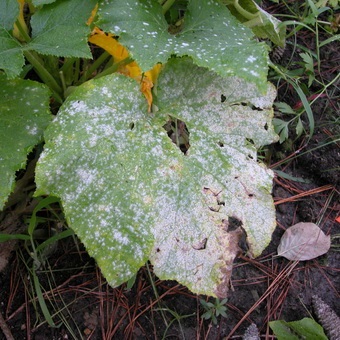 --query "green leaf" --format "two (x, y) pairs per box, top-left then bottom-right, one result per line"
(272, 118), (289, 143)
(0, 28), (25, 78)
(97, 0), (269, 91)
(36, 58), (278, 297)
(0, 0), (19, 31)
(269, 318), (328, 340)
(32, 0), (58, 6)
(27, 0), (96, 58)
(0, 76), (51, 210)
